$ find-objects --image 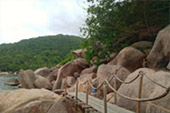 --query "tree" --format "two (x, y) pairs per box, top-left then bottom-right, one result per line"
(81, 0), (169, 65)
